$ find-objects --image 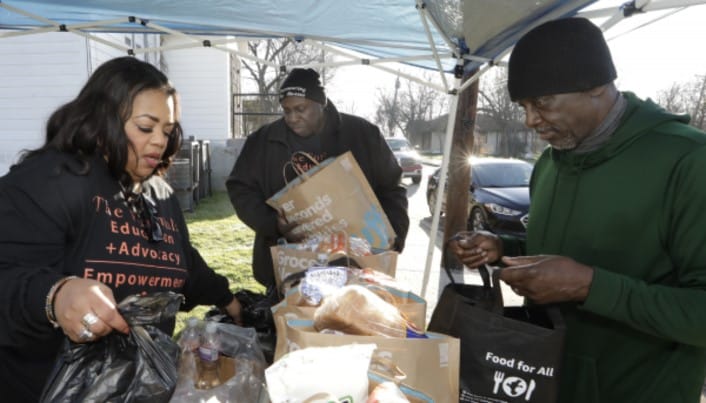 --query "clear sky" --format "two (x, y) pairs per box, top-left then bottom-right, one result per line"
(325, 3), (706, 122)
